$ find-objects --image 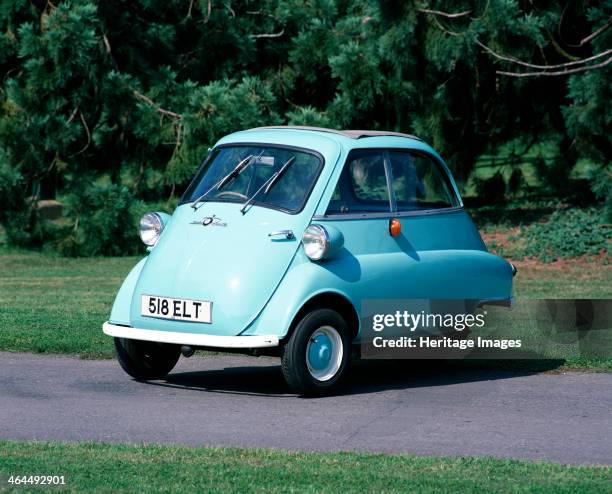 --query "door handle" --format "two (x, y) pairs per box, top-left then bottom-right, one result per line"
(268, 230), (295, 240)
